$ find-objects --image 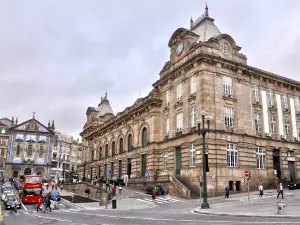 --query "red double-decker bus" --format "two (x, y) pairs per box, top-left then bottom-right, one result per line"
(22, 175), (43, 203)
